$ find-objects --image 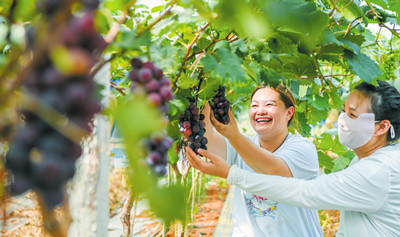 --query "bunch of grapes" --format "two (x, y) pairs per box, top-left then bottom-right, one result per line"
(5, 11), (106, 208)
(210, 86), (230, 124)
(128, 58), (173, 113)
(179, 99), (208, 154)
(143, 134), (173, 177)
(36, 0), (99, 16)
(383, 52), (399, 80)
